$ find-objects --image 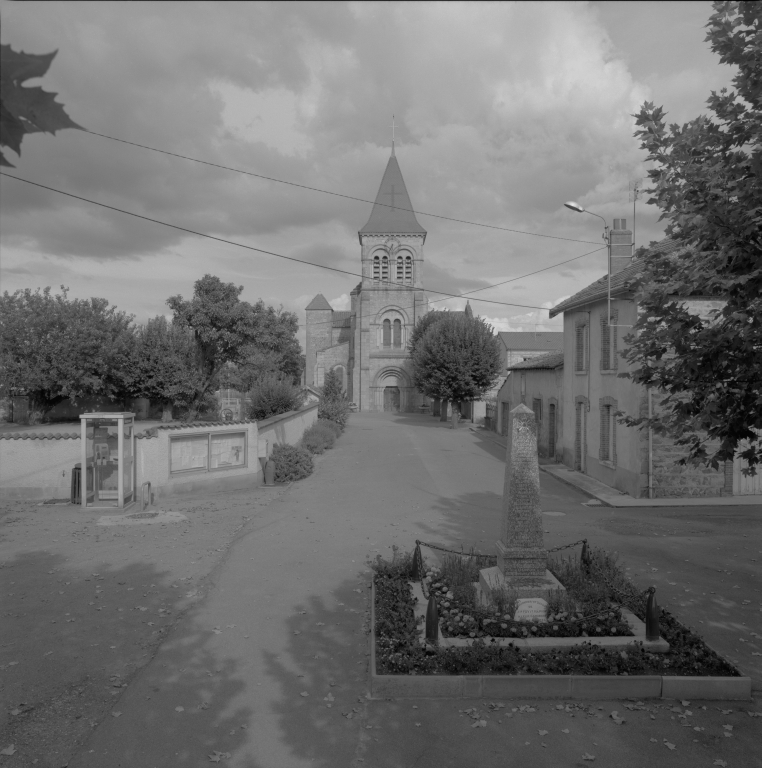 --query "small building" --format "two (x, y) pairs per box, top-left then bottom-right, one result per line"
(497, 332), (563, 372)
(496, 352), (563, 459)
